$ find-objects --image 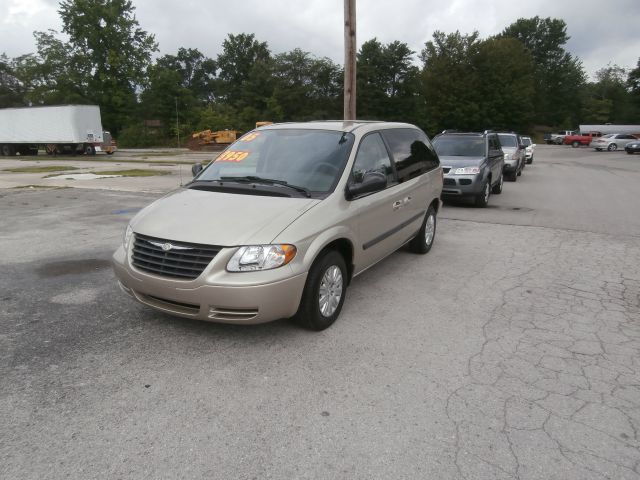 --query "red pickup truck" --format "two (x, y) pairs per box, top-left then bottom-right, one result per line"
(563, 131), (602, 147)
